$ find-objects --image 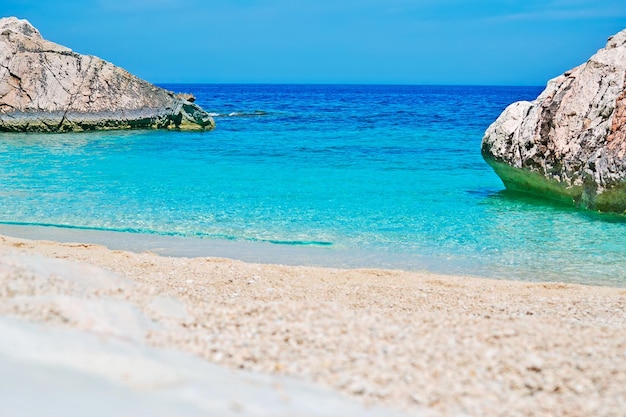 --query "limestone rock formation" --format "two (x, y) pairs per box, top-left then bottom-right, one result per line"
(482, 29), (626, 213)
(0, 17), (214, 132)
